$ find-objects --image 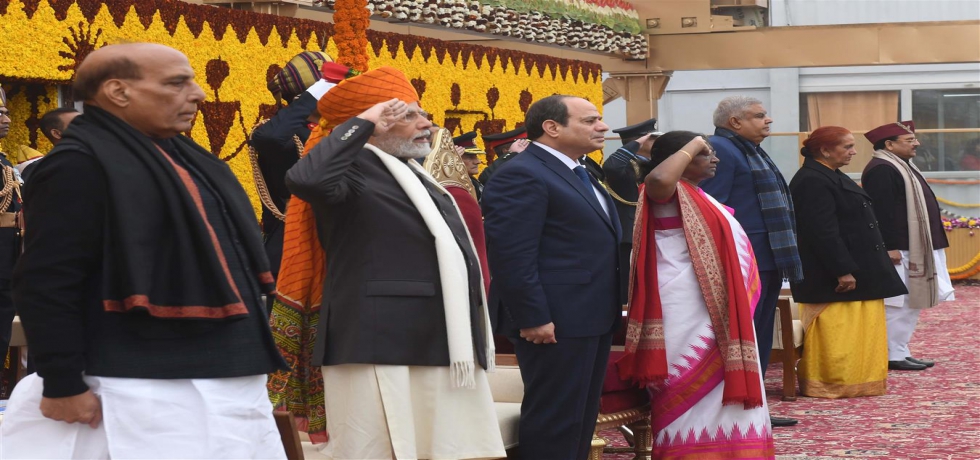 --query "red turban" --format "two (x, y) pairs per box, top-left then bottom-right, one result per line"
(317, 66), (419, 131)
(865, 121), (915, 145)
